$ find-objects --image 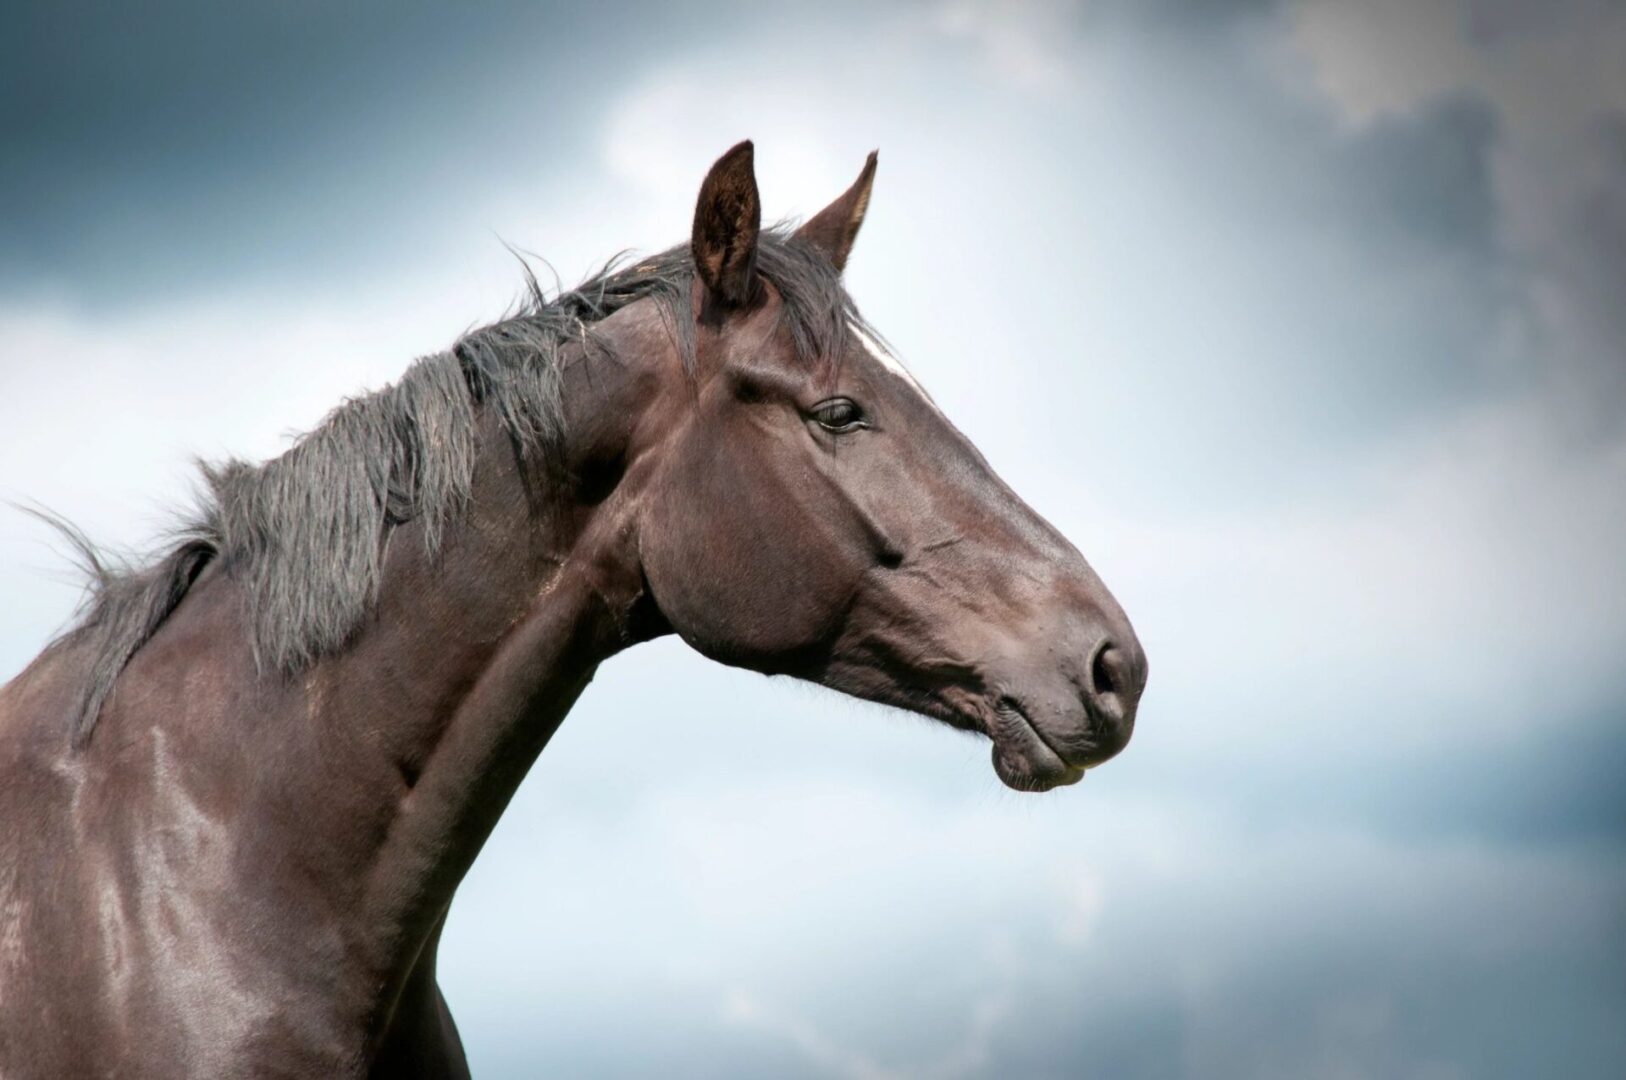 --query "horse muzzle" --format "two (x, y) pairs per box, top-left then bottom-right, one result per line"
(984, 633), (1147, 792)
